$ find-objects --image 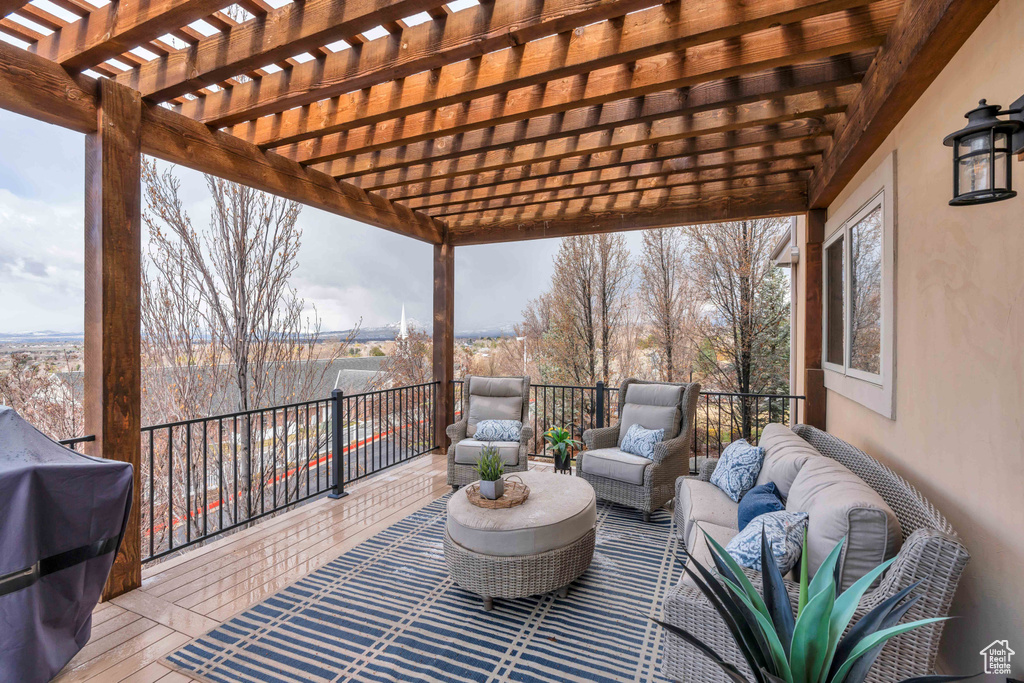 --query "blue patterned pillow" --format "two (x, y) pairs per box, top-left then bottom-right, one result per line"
(620, 423), (664, 460)
(710, 439), (765, 502)
(725, 510), (809, 574)
(474, 419), (522, 441)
